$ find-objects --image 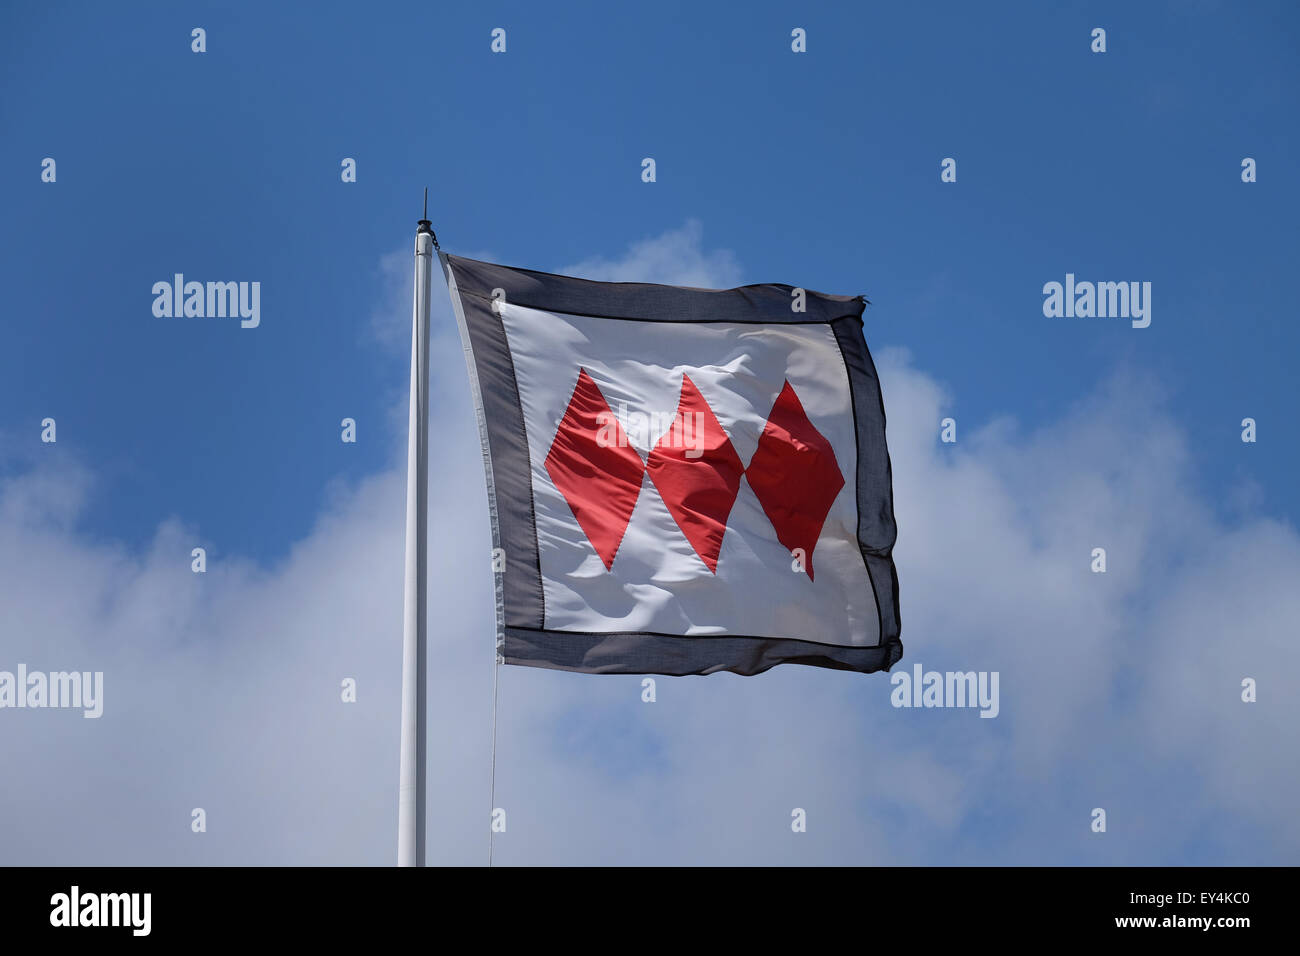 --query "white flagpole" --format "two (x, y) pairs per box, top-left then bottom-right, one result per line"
(398, 197), (435, 866)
